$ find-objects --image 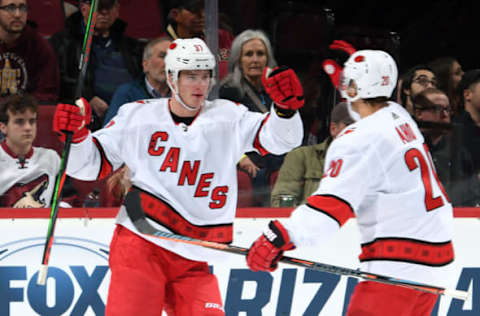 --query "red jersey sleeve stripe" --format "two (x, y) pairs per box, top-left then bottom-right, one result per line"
(253, 114), (270, 156)
(306, 194), (355, 227)
(92, 136), (113, 180)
